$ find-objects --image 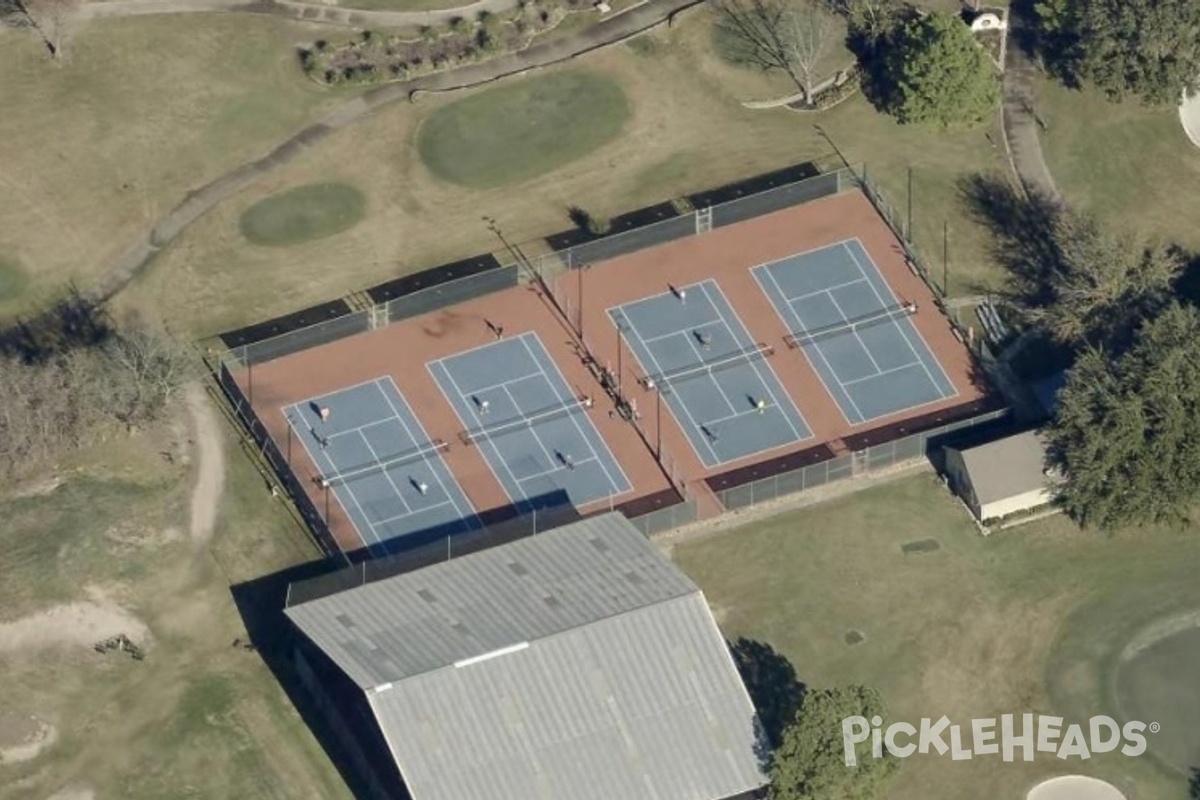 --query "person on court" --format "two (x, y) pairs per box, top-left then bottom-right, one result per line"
(756, 398), (767, 414)
(319, 406), (331, 423)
